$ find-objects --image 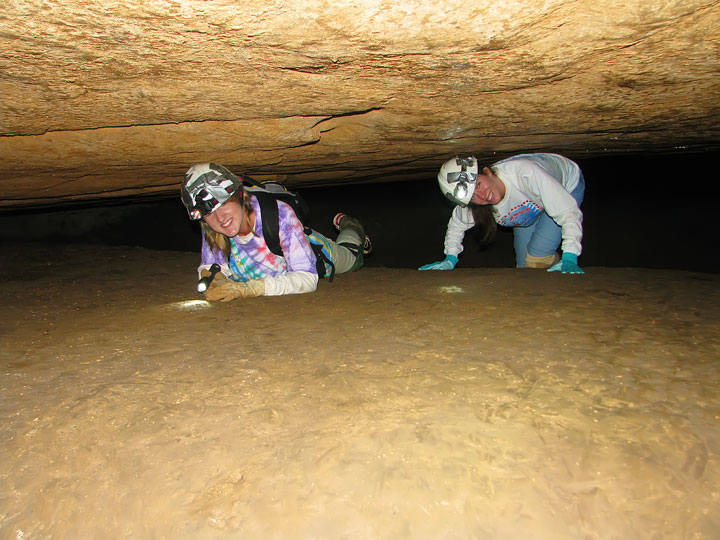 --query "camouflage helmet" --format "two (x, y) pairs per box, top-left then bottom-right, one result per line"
(181, 163), (243, 220)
